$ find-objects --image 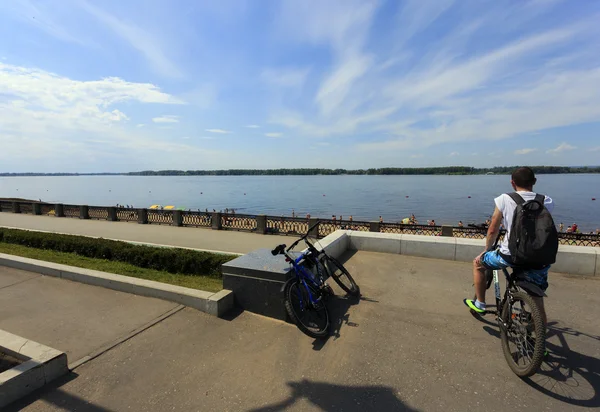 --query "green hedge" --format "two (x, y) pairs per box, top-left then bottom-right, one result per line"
(0, 228), (234, 277)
